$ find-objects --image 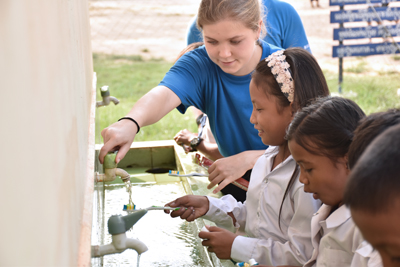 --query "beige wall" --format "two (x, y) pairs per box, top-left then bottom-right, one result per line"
(0, 0), (94, 266)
